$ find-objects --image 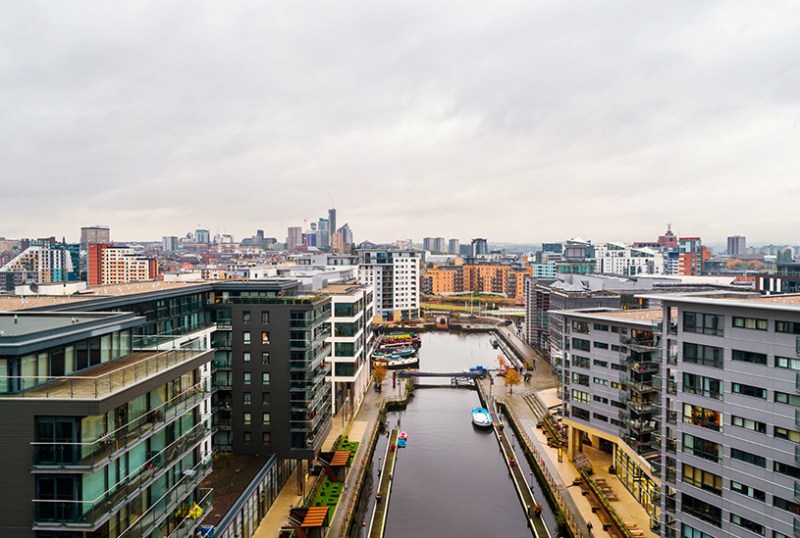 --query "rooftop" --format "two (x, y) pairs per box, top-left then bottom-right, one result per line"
(0, 312), (127, 337)
(0, 281), (205, 312)
(551, 307), (662, 326)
